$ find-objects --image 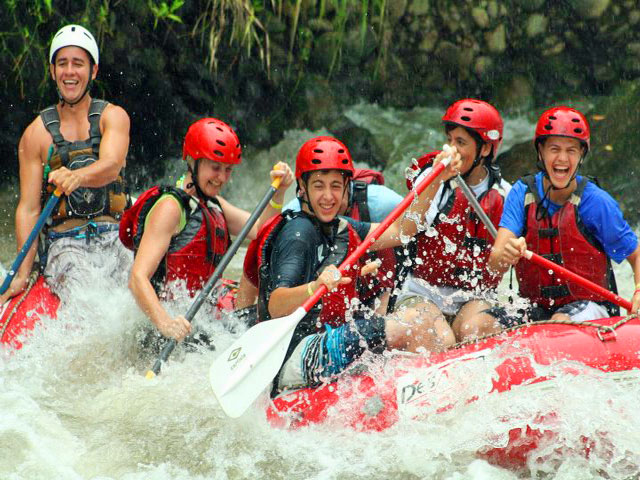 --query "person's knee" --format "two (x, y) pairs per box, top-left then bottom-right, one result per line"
(455, 312), (501, 341)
